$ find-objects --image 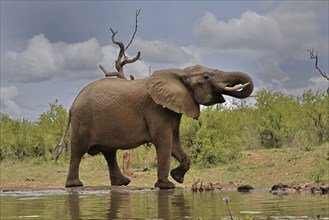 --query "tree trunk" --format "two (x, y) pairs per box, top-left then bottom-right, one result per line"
(123, 150), (133, 176)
